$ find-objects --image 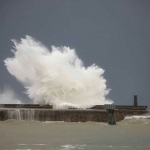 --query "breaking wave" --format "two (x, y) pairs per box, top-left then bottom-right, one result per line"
(4, 35), (112, 108)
